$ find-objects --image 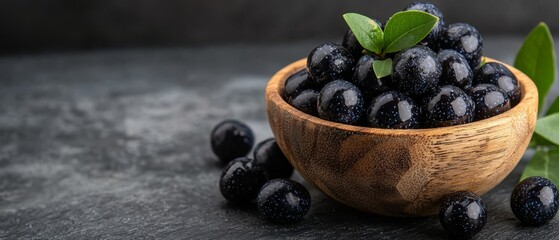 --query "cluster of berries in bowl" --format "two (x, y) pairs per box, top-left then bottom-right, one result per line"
(285, 2), (521, 129)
